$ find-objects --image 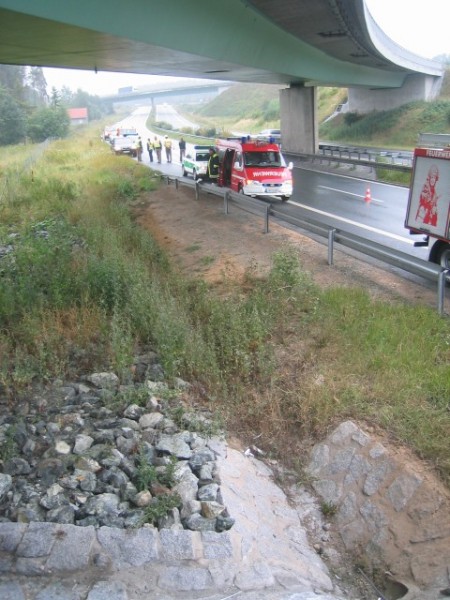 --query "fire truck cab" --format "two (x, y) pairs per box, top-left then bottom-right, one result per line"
(216, 137), (293, 201)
